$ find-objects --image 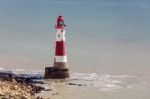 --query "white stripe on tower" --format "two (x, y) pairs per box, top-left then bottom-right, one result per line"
(55, 56), (67, 62)
(56, 29), (66, 41)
